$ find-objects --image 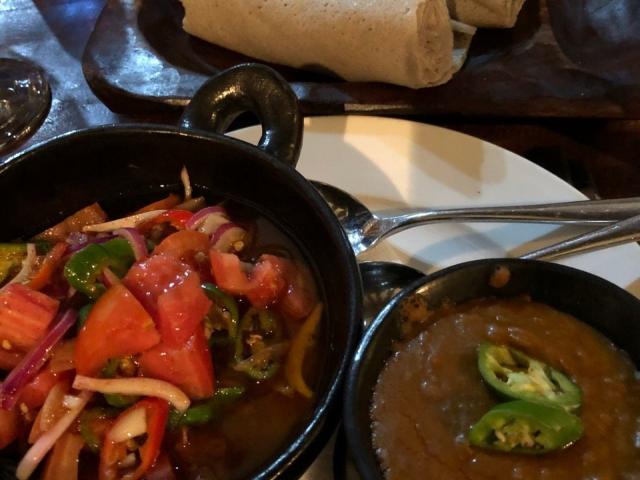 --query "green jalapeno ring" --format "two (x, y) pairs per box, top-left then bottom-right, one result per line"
(202, 283), (240, 340)
(468, 400), (584, 454)
(168, 386), (245, 430)
(477, 343), (582, 411)
(233, 308), (282, 381)
(100, 358), (139, 408)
